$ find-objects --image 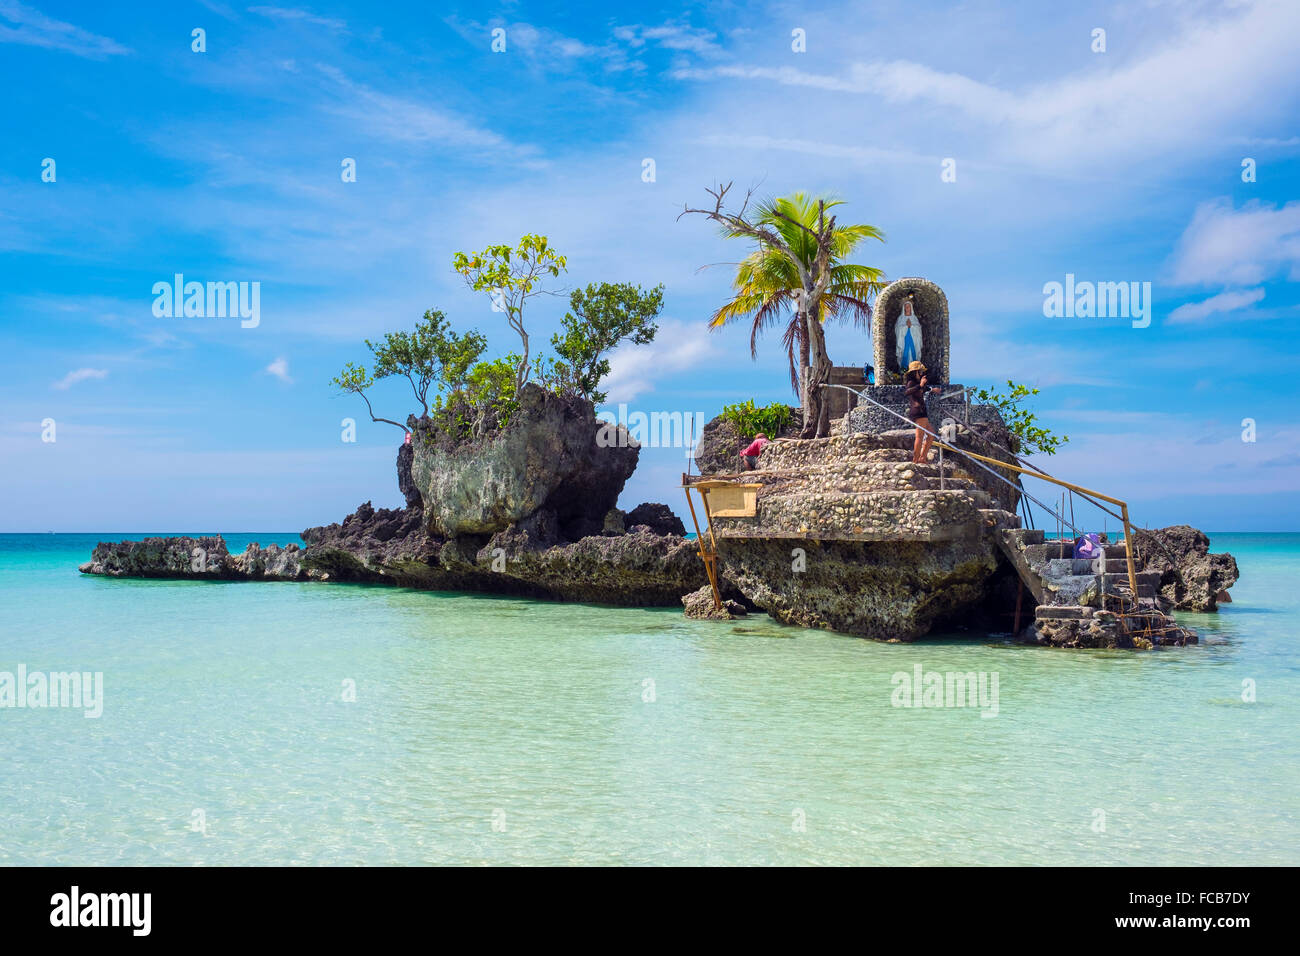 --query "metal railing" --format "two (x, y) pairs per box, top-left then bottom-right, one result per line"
(824, 384), (1141, 598)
